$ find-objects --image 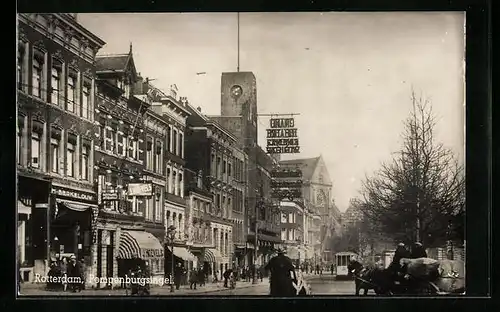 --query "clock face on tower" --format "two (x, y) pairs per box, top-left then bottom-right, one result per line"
(230, 85), (243, 99)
